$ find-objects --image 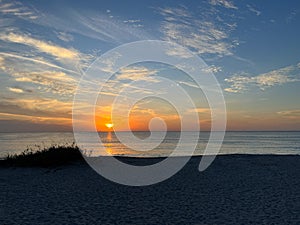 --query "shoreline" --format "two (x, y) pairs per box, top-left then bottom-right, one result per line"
(2, 153), (300, 168)
(1, 153), (300, 162)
